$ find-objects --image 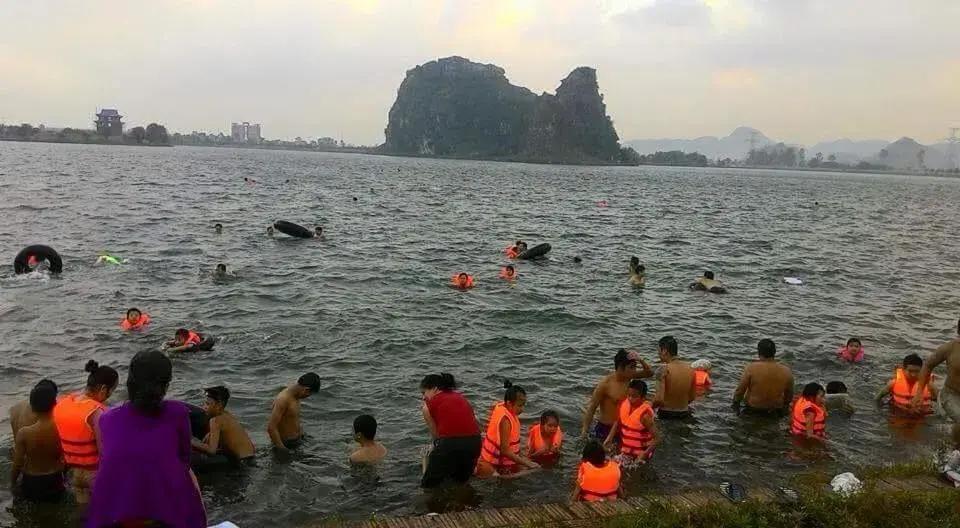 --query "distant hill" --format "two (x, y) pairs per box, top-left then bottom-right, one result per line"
(808, 139), (890, 163)
(625, 126), (773, 160)
(870, 137), (949, 170)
